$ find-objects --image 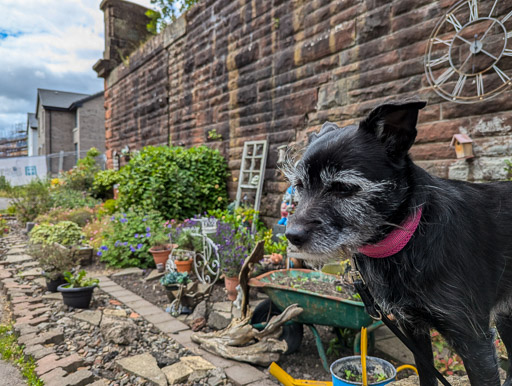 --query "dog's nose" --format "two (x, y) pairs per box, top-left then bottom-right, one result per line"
(285, 227), (308, 247)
